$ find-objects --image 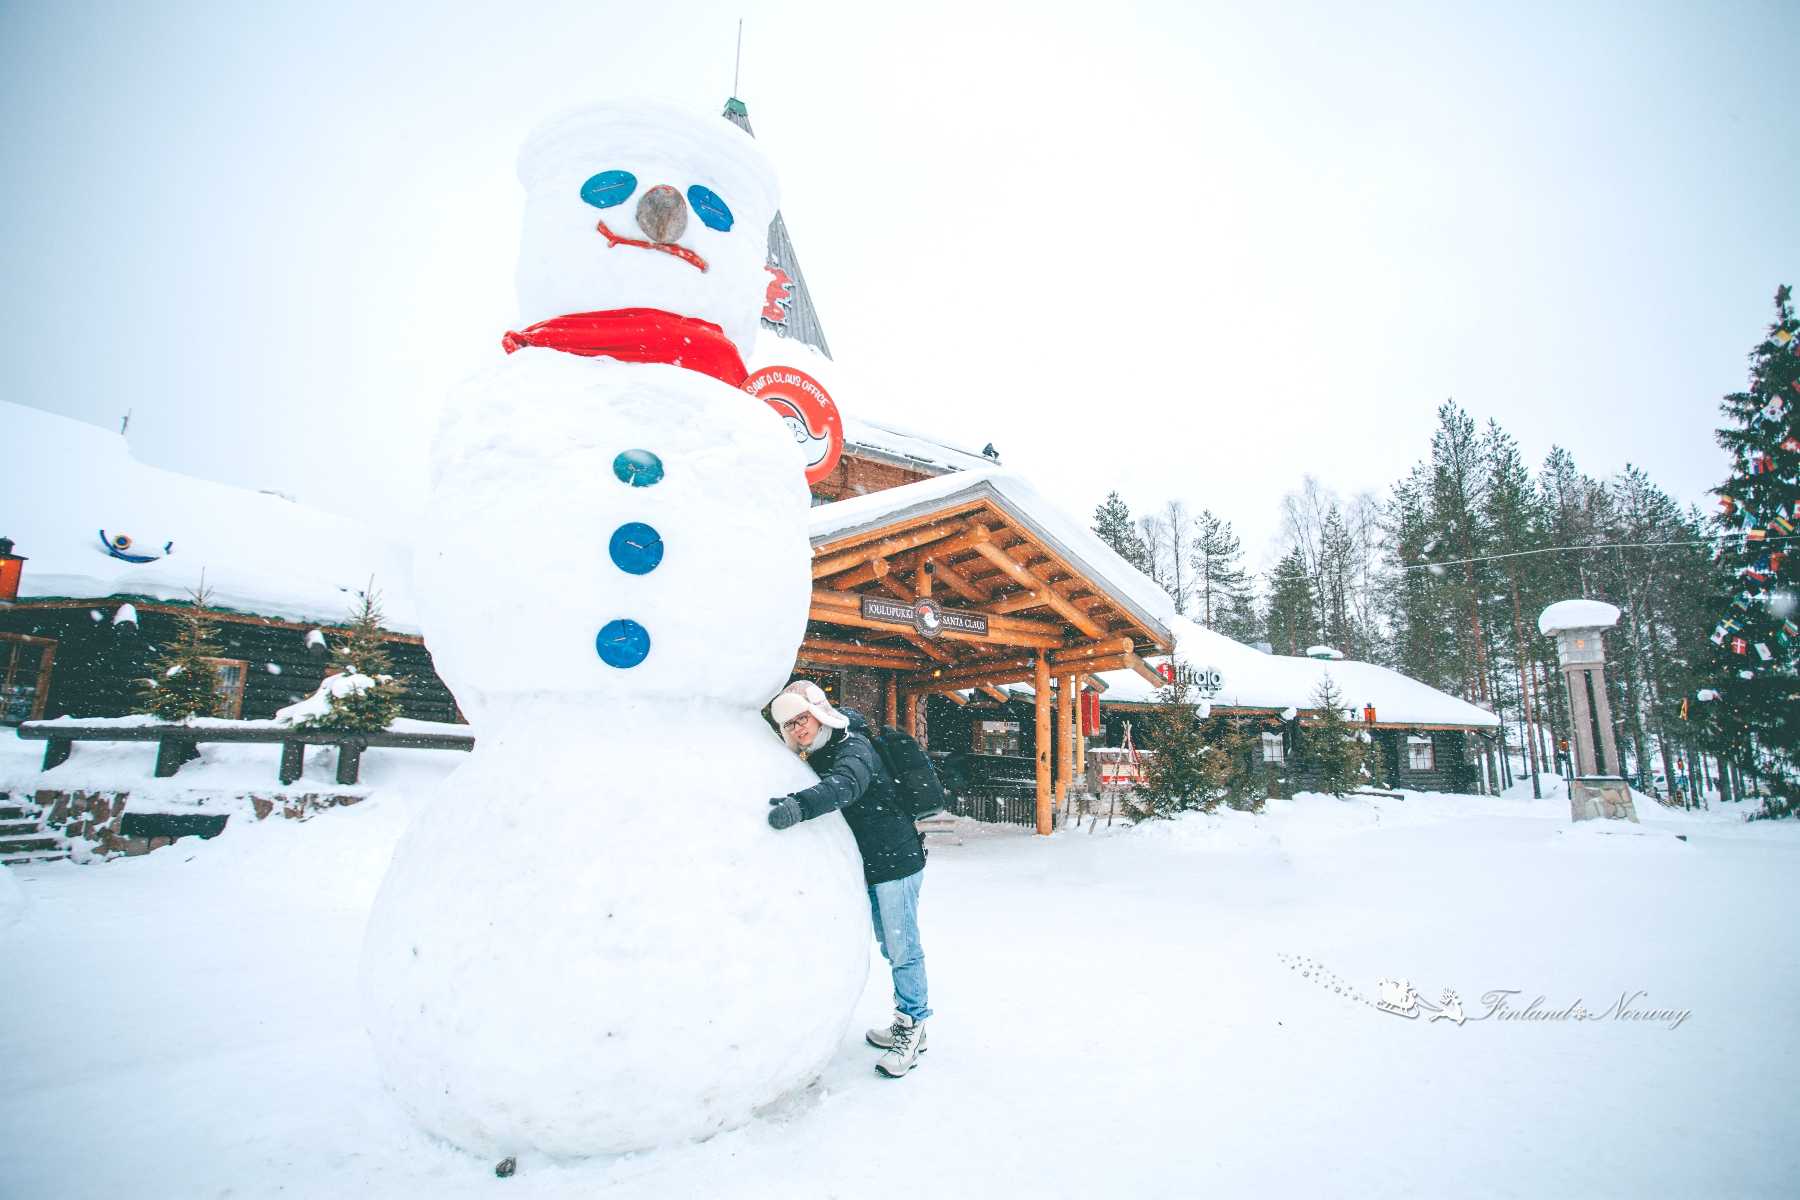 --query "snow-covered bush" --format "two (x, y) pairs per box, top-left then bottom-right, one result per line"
(279, 587), (405, 732)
